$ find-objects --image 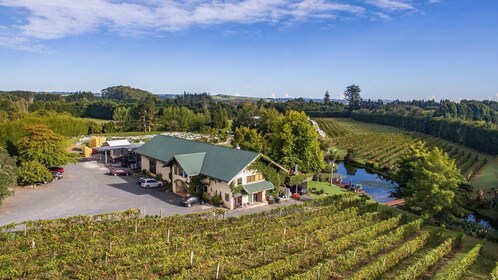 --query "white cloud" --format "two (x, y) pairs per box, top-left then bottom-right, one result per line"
(270, 92), (276, 98)
(373, 11), (391, 20)
(0, 0), (427, 50)
(495, 93), (498, 101)
(284, 93), (291, 98)
(366, 0), (414, 11)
